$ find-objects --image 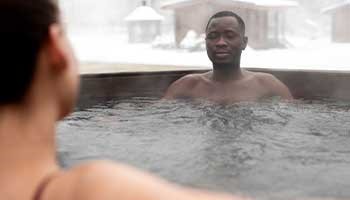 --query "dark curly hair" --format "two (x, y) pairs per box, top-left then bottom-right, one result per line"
(205, 11), (245, 35)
